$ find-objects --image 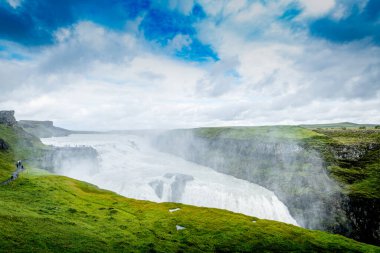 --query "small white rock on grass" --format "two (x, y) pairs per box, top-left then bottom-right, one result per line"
(176, 225), (185, 231)
(169, 208), (181, 213)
